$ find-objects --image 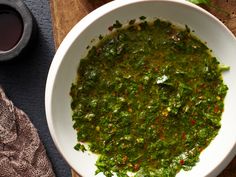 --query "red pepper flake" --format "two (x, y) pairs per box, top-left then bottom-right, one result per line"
(128, 107), (133, 113)
(214, 105), (219, 113)
(198, 147), (203, 152)
(182, 132), (186, 140)
(138, 84), (143, 92)
(122, 155), (128, 164)
(180, 159), (185, 165)
(155, 117), (159, 123)
(200, 83), (206, 88)
(207, 105), (211, 110)
(133, 163), (140, 171)
(160, 134), (165, 140)
(190, 119), (196, 125)
(144, 65), (149, 70)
